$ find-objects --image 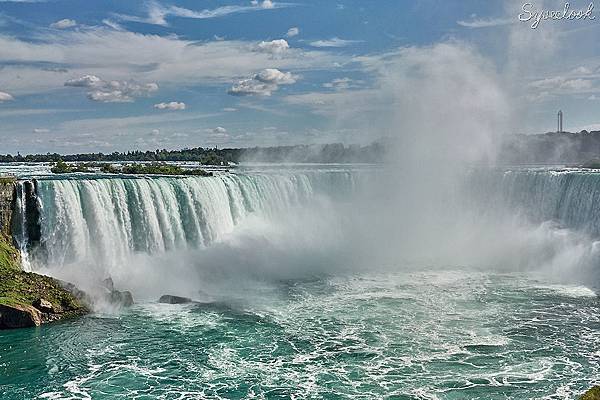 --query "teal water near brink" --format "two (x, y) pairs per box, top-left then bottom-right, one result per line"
(1, 270), (599, 399)
(1, 165), (600, 399)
